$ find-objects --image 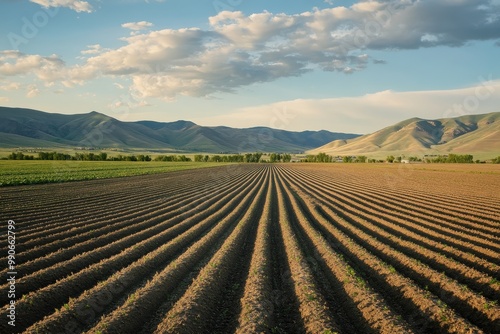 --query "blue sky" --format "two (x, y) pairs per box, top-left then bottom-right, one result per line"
(1, 0), (500, 133)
